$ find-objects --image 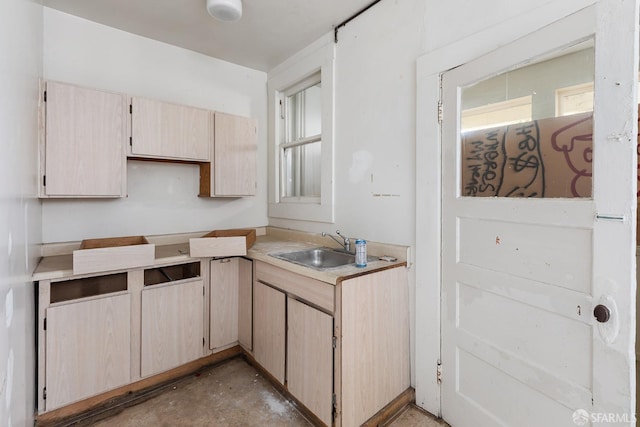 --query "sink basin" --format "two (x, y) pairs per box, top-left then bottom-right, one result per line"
(270, 247), (375, 270)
